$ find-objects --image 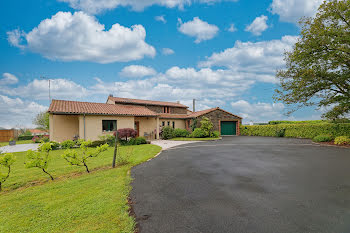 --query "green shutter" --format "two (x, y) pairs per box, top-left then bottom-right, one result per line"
(220, 121), (236, 135)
